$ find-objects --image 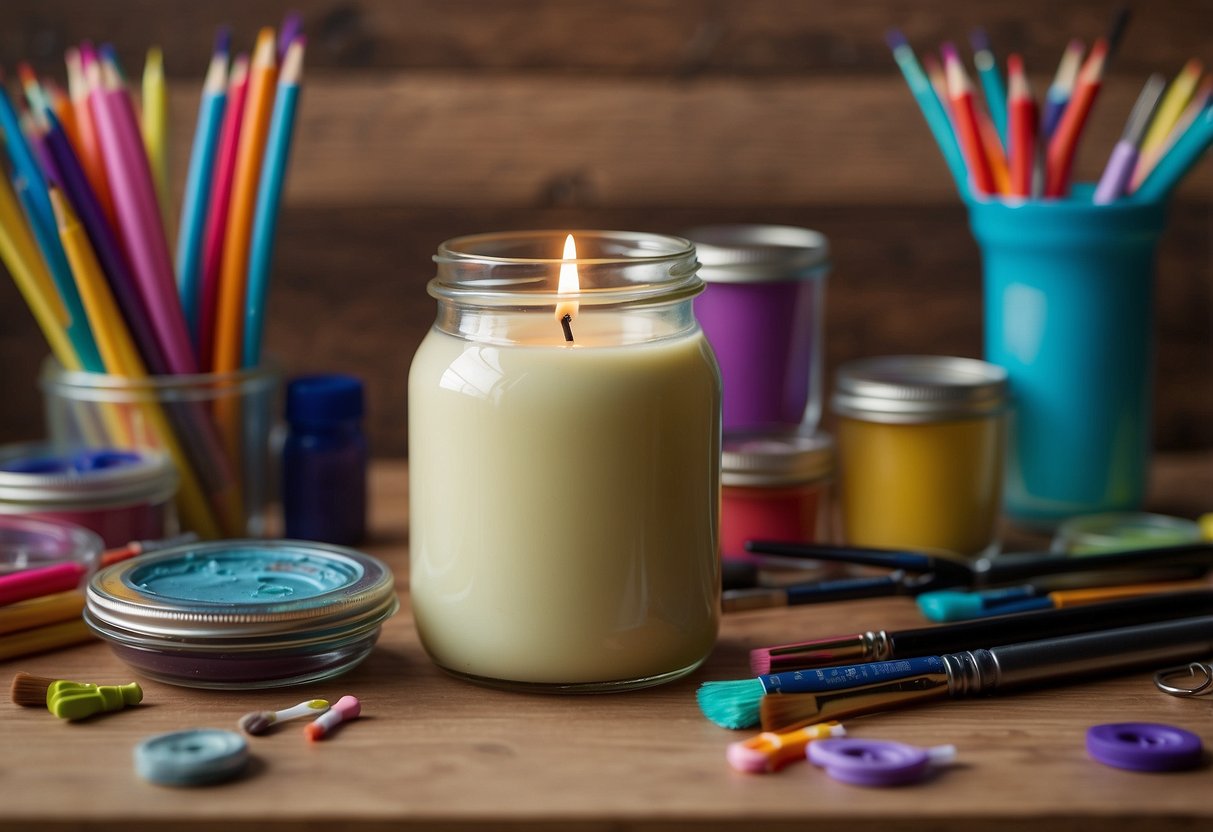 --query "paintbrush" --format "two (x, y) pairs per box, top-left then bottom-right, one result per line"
(10, 671), (62, 706)
(750, 589), (1213, 673)
(759, 615), (1213, 733)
